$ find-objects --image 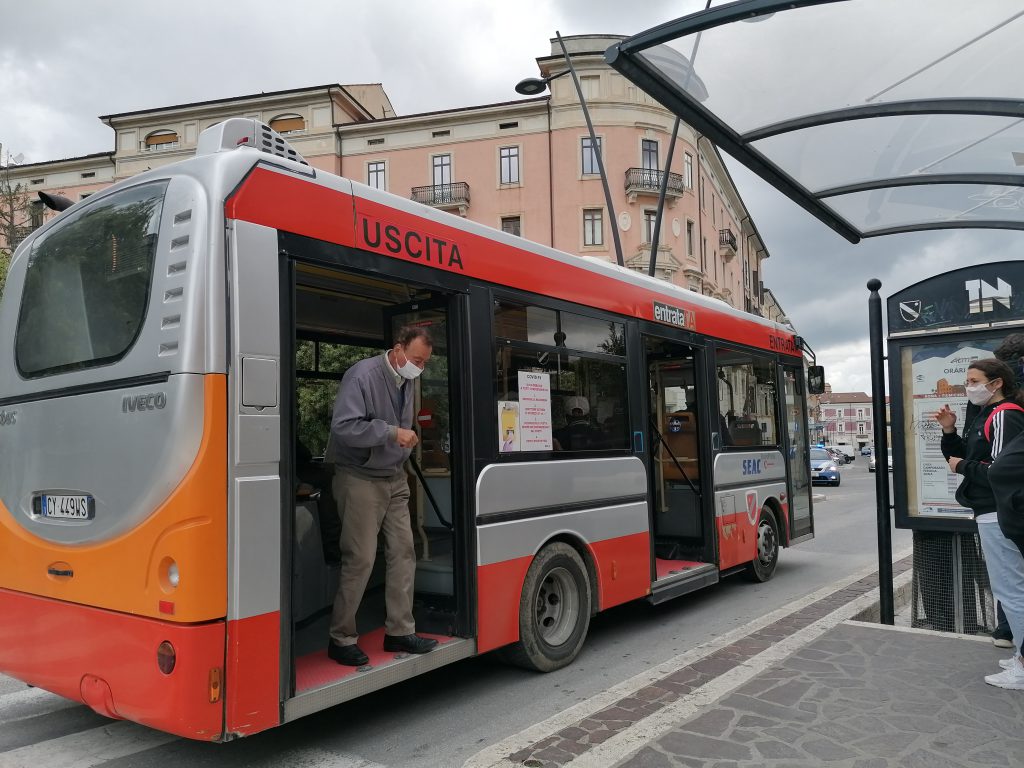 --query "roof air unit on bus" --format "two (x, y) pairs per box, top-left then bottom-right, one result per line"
(196, 117), (308, 166)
